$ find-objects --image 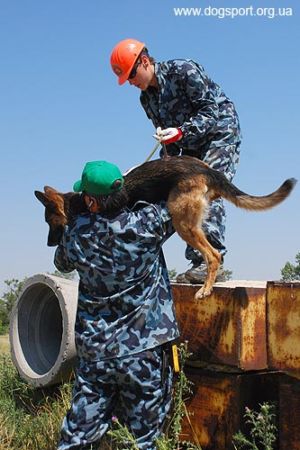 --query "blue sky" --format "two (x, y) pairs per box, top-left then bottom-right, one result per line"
(0, 0), (299, 291)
